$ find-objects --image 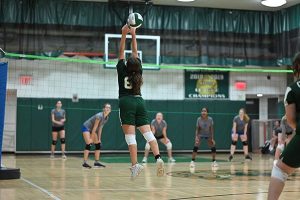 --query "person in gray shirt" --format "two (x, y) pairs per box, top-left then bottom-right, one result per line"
(228, 108), (252, 161)
(81, 103), (111, 168)
(50, 100), (66, 159)
(142, 112), (175, 163)
(190, 107), (217, 172)
(274, 116), (296, 163)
